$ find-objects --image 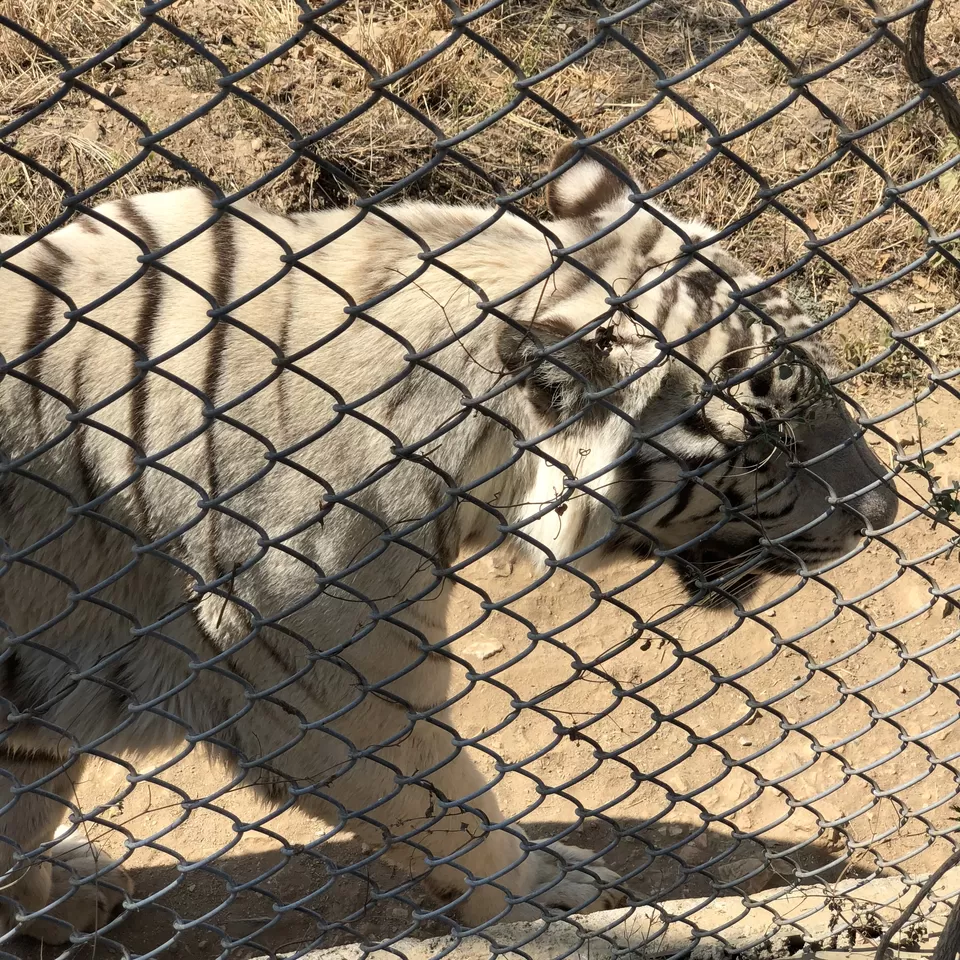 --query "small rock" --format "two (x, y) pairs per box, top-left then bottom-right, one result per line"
(465, 640), (503, 662)
(250, 136), (263, 153)
(667, 824), (684, 837)
(823, 827), (845, 851)
(739, 737), (752, 746)
(78, 119), (102, 142)
(645, 101), (701, 141)
(913, 275), (942, 293)
(796, 693), (808, 702)
(490, 555), (513, 578)
(681, 833), (711, 865)
(875, 292), (898, 311)
(187, 883), (196, 892)
(341, 22), (386, 49)
(90, 99), (109, 112)
(715, 856), (766, 890)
